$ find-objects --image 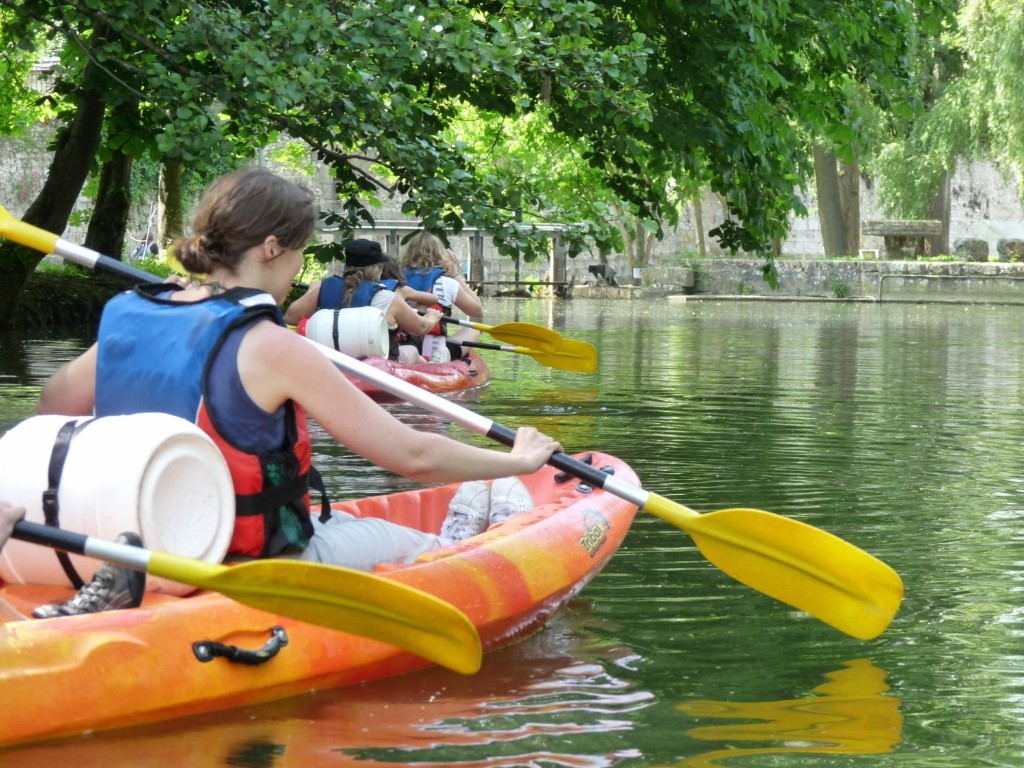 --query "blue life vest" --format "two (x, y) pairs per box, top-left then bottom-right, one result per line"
(317, 275), (345, 310)
(403, 267), (448, 346)
(95, 284), (317, 558)
(403, 266), (445, 294)
(350, 280), (386, 309)
(316, 275), (387, 310)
